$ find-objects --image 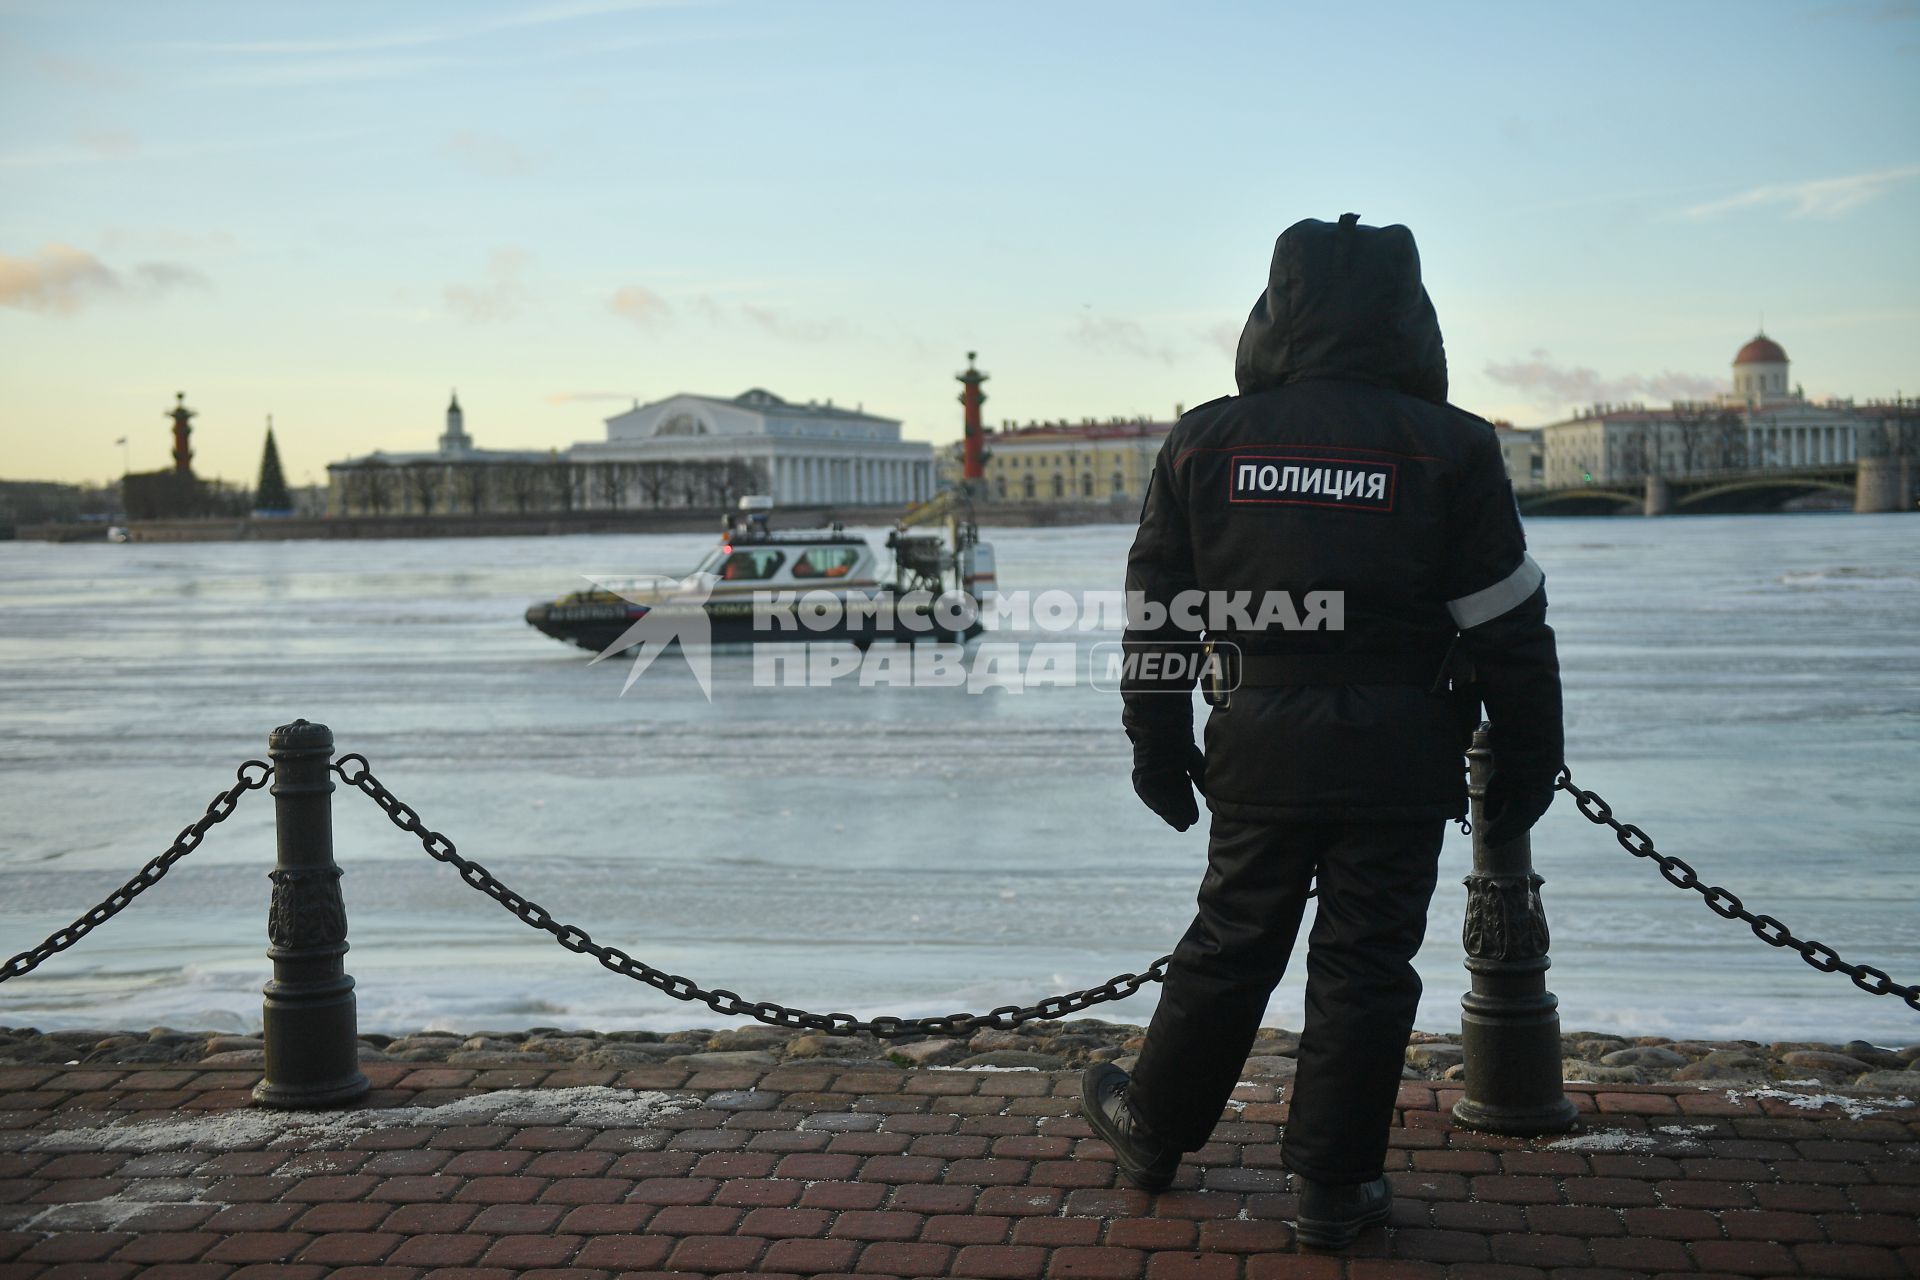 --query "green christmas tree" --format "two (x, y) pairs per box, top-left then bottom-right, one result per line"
(254, 422), (293, 513)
